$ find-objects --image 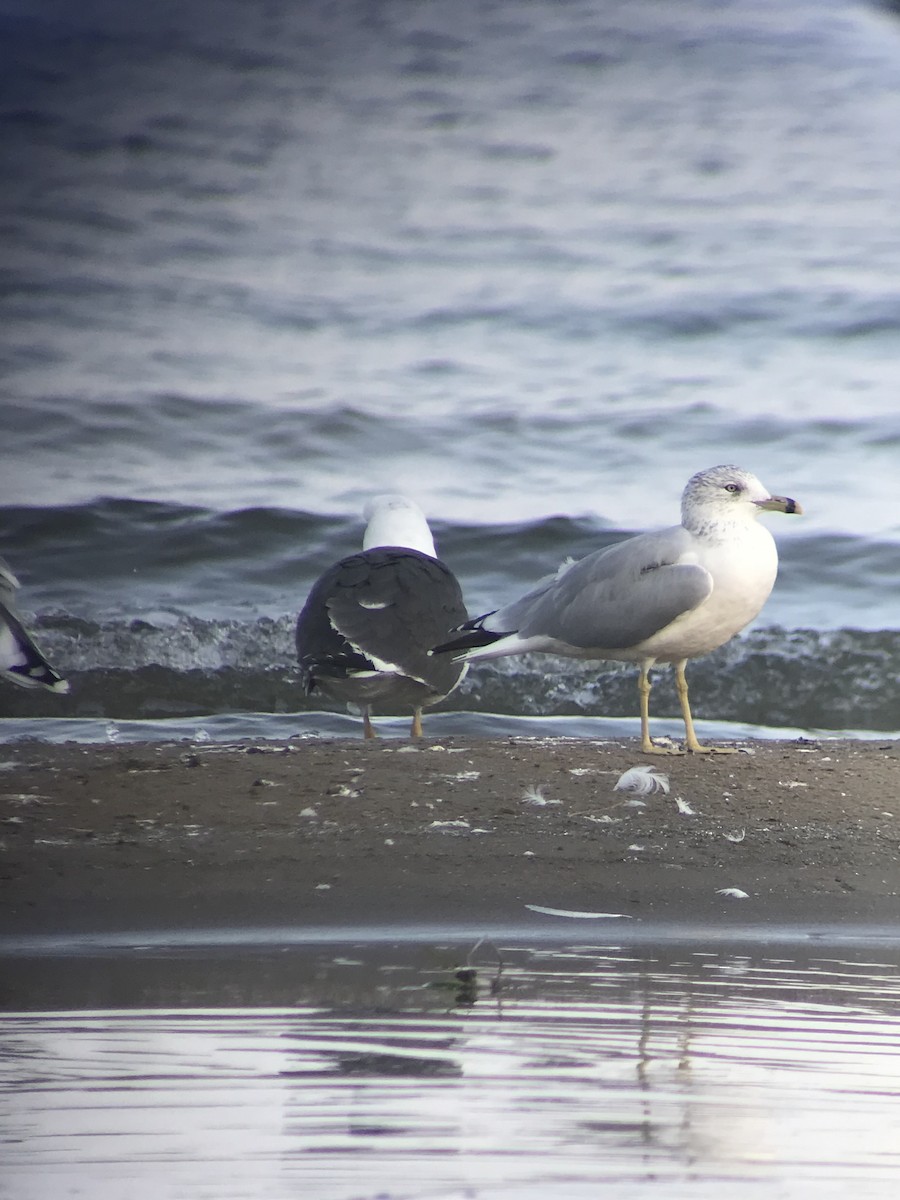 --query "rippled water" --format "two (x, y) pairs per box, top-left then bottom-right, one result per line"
(3, 932), (900, 1199)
